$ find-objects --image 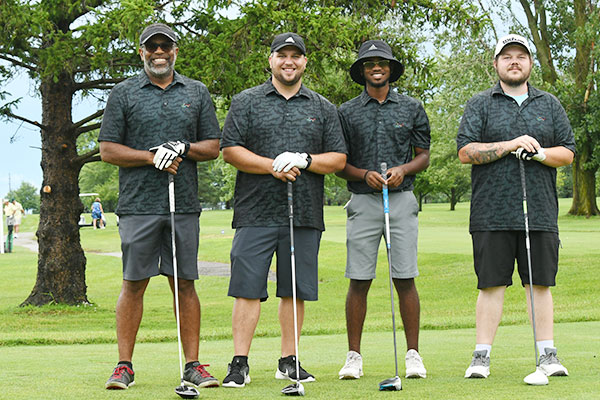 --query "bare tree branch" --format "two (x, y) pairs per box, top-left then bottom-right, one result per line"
(72, 148), (100, 165)
(0, 55), (36, 72)
(1, 110), (47, 130)
(72, 109), (104, 130)
(76, 122), (101, 136)
(75, 78), (125, 91)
